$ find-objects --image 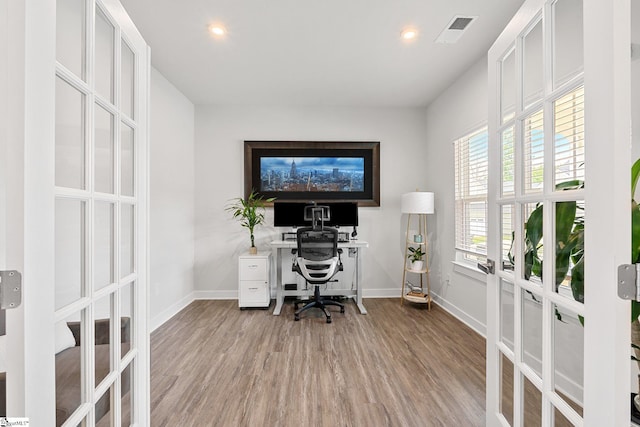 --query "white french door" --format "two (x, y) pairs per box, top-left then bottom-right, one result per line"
(2, 0), (150, 425)
(487, 0), (631, 426)
(1, 0), (27, 417)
